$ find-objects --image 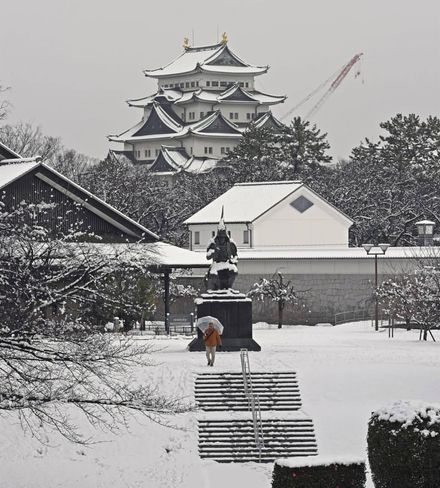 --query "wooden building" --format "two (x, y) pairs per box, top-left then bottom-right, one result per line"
(0, 159), (158, 243)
